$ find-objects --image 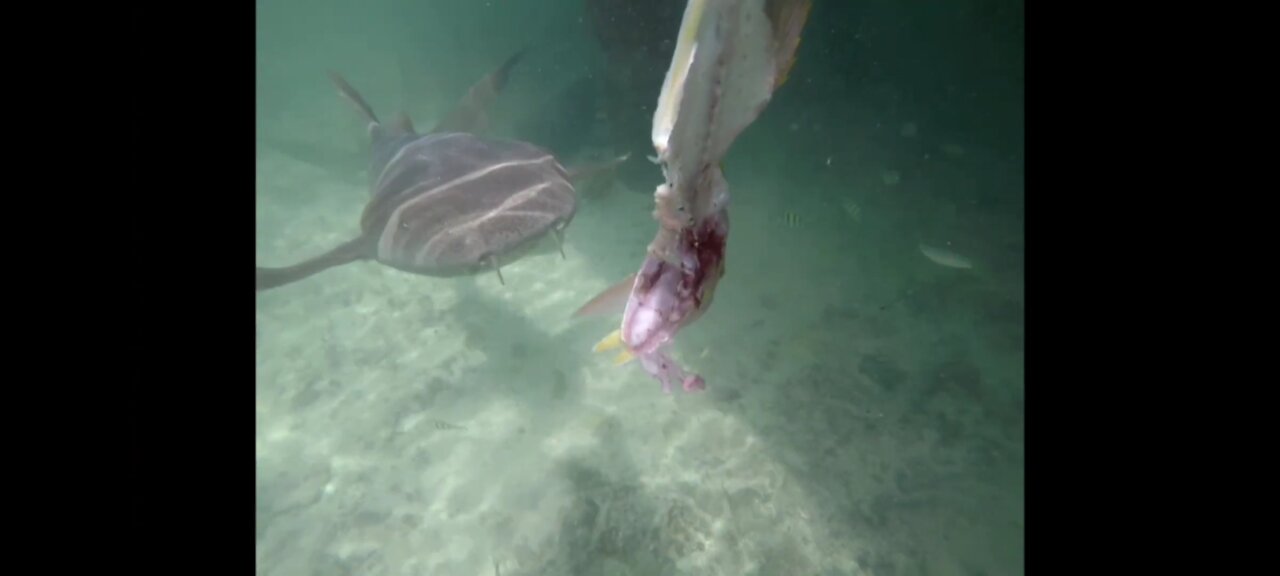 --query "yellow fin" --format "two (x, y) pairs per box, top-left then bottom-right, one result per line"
(592, 328), (635, 365)
(593, 328), (624, 353)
